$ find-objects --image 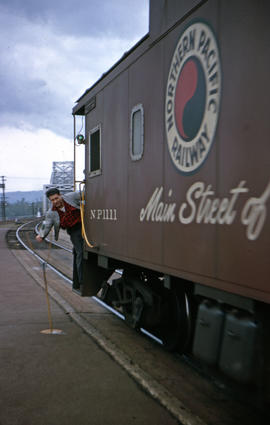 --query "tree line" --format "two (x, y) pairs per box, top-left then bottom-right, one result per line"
(1, 198), (43, 220)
